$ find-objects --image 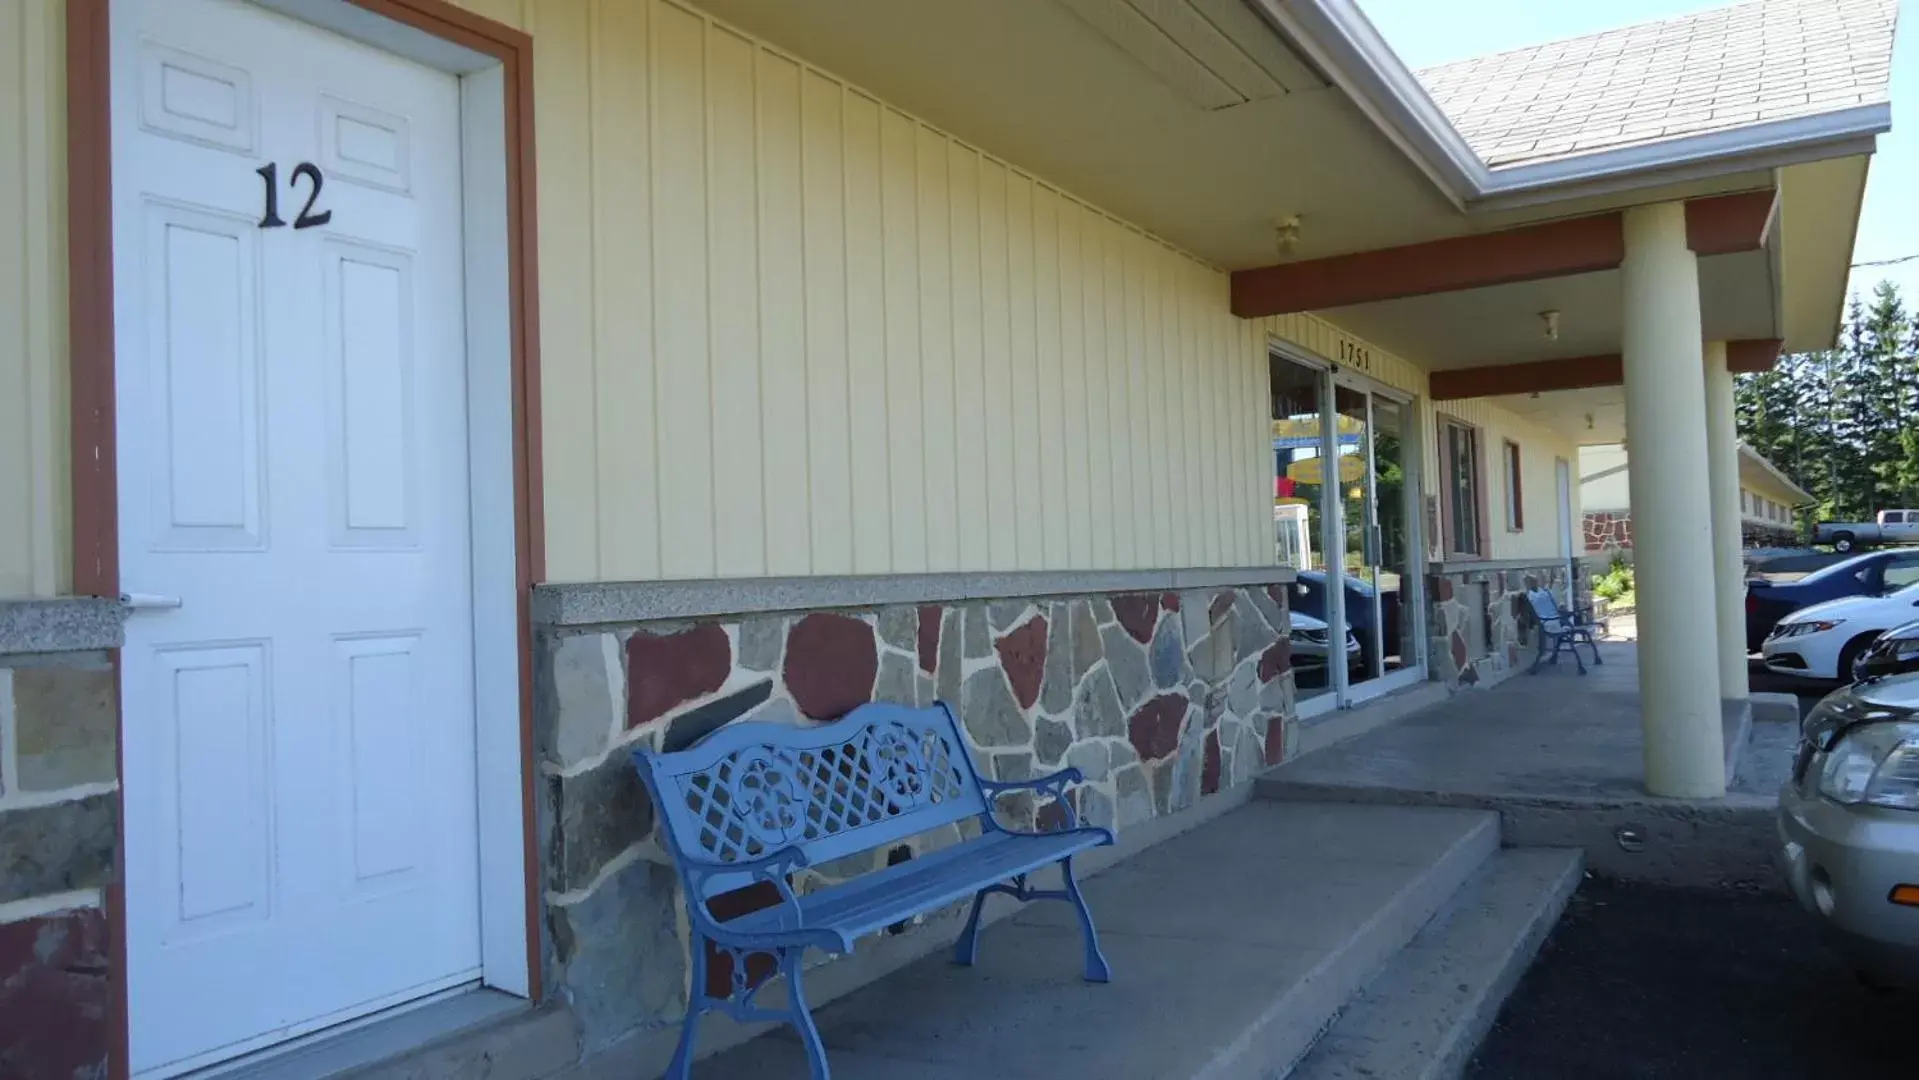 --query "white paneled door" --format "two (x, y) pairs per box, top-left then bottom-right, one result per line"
(112, 1), (482, 1074)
